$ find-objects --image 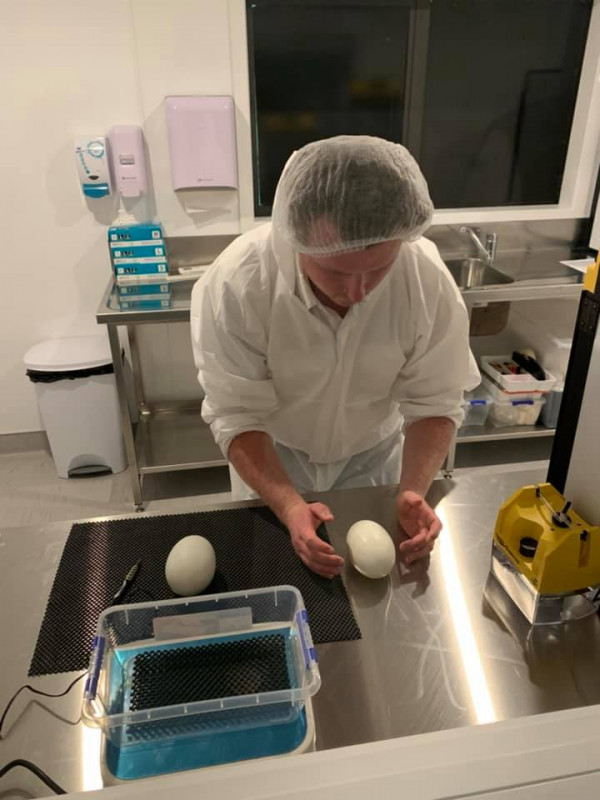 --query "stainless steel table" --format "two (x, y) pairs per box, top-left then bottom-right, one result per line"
(96, 279), (226, 510)
(2, 467), (600, 797)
